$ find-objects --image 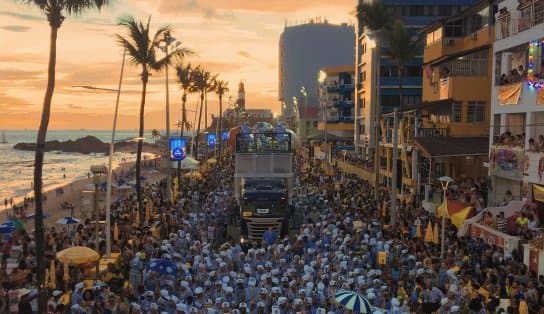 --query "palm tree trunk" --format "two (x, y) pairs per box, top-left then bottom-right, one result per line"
(218, 94), (223, 163)
(35, 24), (59, 314)
(195, 92), (204, 158)
(390, 66), (403, 227)
(204, 91), (208, 131)
(177, 92), (187, 192)
(136, 74), (148, 226)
